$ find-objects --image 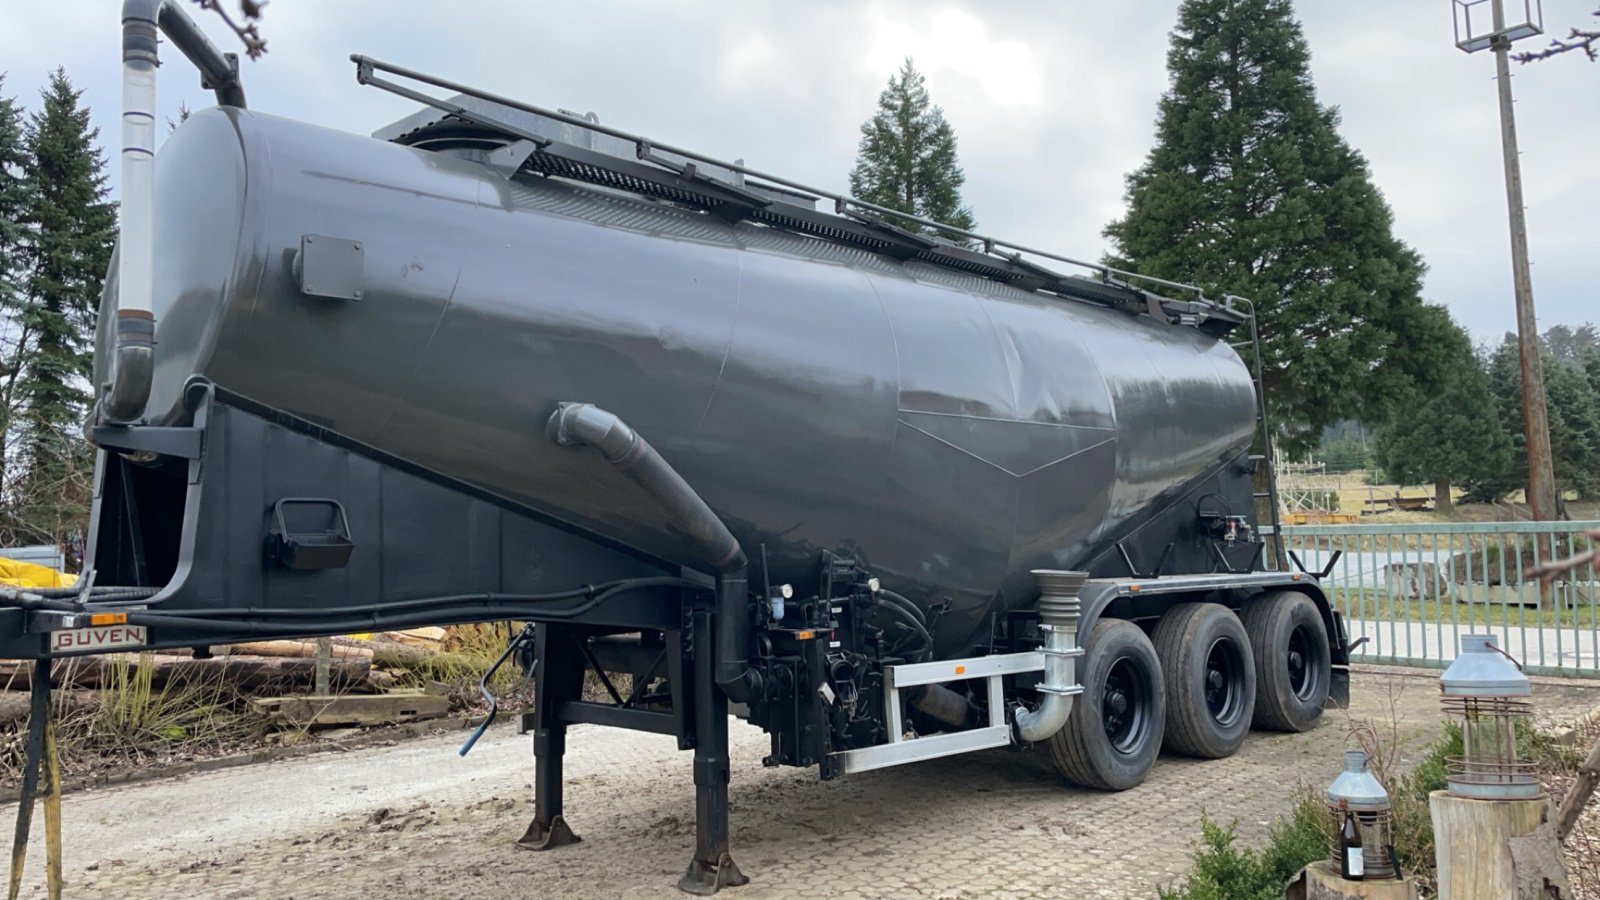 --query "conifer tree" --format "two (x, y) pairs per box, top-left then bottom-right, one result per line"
(848, 59), (976, 236)
(0, 76), (31, 500)
(1372, 328), (1513, 513)
(1104, 0), (1439, 450)
(1488, 333), (1600, 502)
(13, 69), (115, 525)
